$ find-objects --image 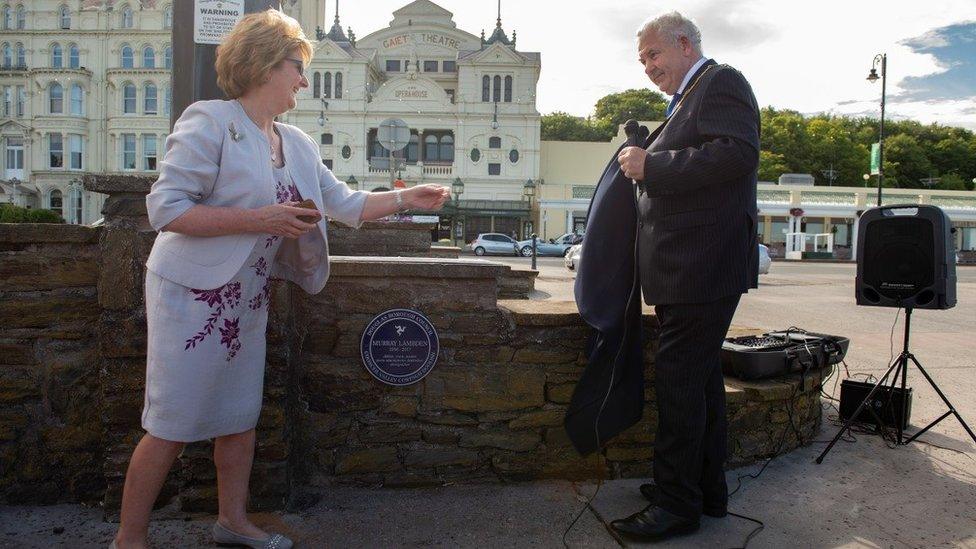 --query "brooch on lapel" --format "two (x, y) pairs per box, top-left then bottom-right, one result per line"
(228, 123), (244, 142)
